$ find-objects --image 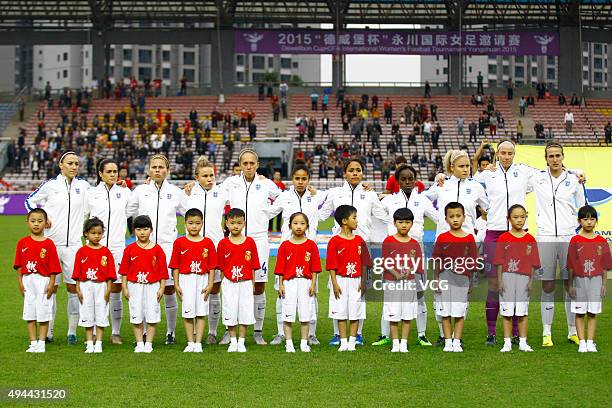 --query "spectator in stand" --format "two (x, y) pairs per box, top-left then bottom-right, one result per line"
(322, 114), (330, 136)
(403, 103), (413, 125)
(432, 122), (442, 149)
(258, 83), (265, 100)
(605, 122), (612, 145)
(518, 96), (527, 116)
(335, 86), (345, 107)
(394, 130), (403, 154)
(310, 90), (319, 111)
(430, 103), (438, 121)
(536, 82), (546, 99)
(322, 92), (329, 111)
(564, 108), (574, 133)
(280, 97), (288, 119)
(423, 119), (432, 143)
(408, 130), (417, 147)
(371, 94), (378, 109)
(371, 125), (381, 149)
(489, 115), (498, 136)
(477, 71), (484, 94)
(248, 121), (257, 140)
(534, 122), (545, 140)
(558, 92), (566, 105)
(424, 81), (431, 98)
(272, 102), (280, 122)
(516, 120), (524, 143)
(266, 82), (274, 98)
(307, 117), (316, 141)
(207, 140), (217, 163)
(180, 75), (187, 96)
(526, 94), (535, 106)
(279, 81), (288, 98)
(570, 93), (580, 106)
(457, 116), (464, 138)
(507, 78), (513, 100)
(546, 126), (555, 141)
(341, 115), (349, 135)
(384, 97), (393, 124)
